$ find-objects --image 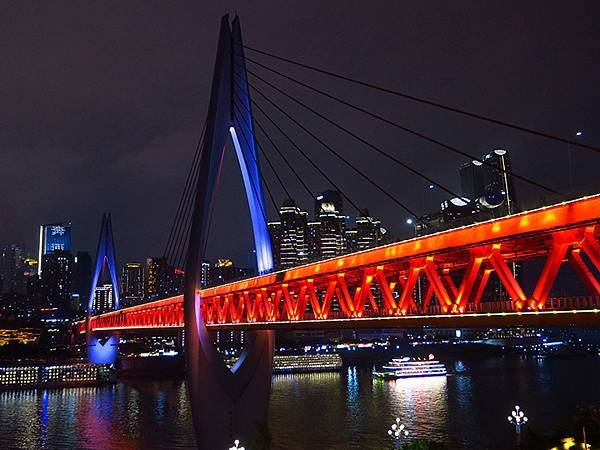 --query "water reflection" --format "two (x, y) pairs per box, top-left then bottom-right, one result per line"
(0, 357), (599, 449)
(379, 375), (449, 442)
(0, 383), (196, 449)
